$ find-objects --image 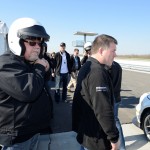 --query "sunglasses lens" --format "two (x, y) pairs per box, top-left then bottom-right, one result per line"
(24, 40), (41, 47)
(29, 42), (36, 46)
